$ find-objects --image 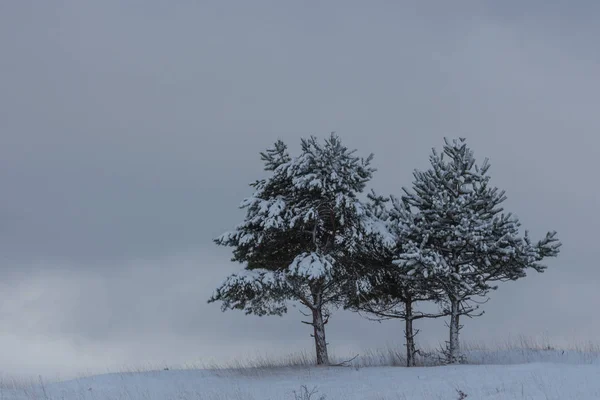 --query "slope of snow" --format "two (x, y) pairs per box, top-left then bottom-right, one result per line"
(7, 362), (600, 400)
